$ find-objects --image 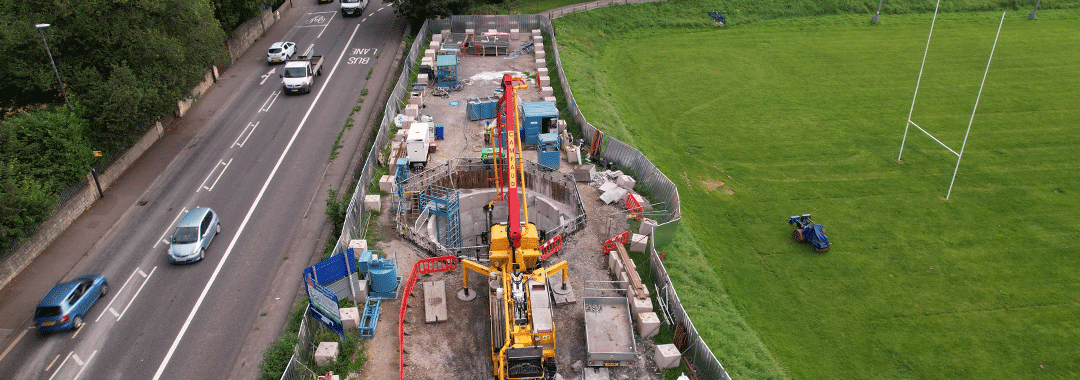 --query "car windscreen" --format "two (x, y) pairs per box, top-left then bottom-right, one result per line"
(269, 48), (282, 54)
(173, 226), (199, 244)
(35, 306), (61, 318)
(283, 67), (307, 78)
